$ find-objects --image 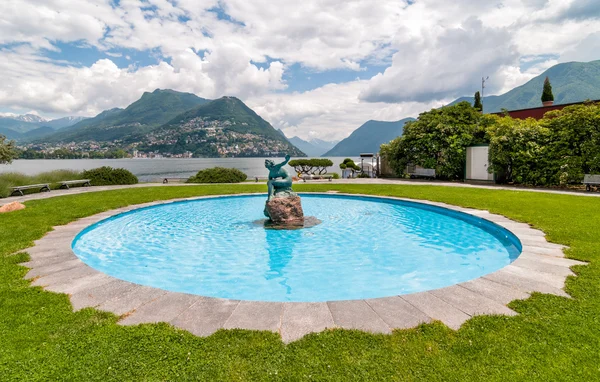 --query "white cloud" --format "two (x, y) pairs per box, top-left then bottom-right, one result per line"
(247, 81), (441, 141)
(0, 0), (599, 139)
